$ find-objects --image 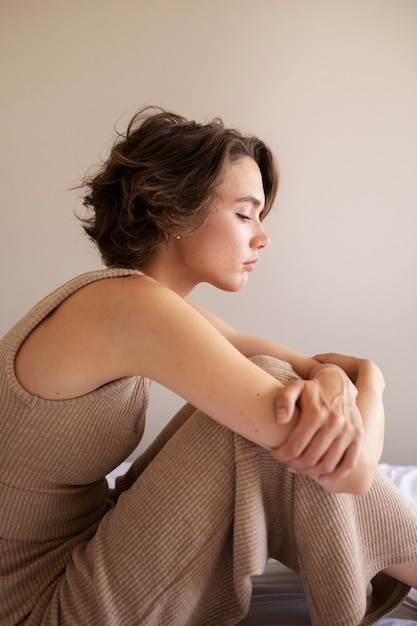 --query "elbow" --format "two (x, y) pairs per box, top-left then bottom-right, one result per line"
(344, 473), (375, 495)
(322, 460), (377, 495)
(322, 475), (373, 495)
